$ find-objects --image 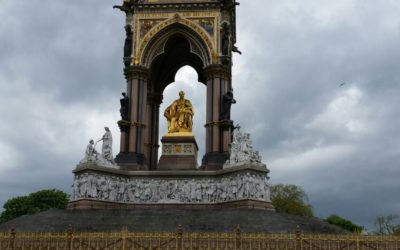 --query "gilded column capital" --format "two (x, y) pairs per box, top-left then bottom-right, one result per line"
(124, 65), (150, 80)
(203, 64), (231, 81)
